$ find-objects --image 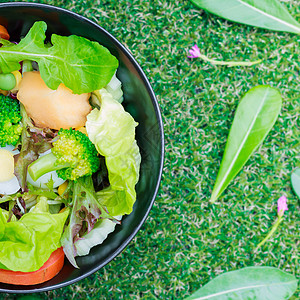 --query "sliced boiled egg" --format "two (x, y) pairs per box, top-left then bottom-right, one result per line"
(0, 147), (21, 195)
(1, 144), (20, 156)
(0, 149), (14, 181)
